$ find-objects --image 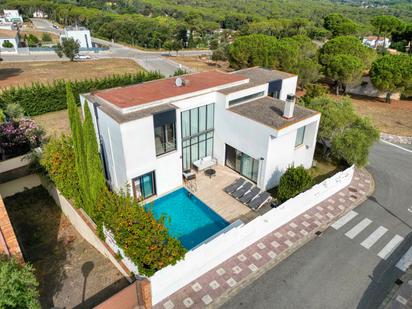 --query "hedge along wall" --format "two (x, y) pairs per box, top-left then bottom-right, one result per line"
(0, 71), (163, 116)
